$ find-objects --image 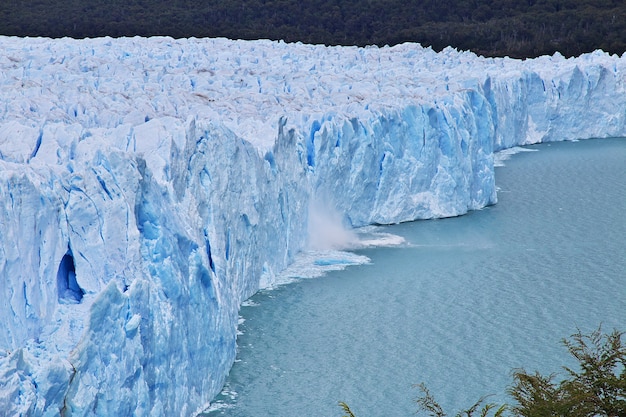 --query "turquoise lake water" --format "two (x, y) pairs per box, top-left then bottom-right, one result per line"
(205, 137), (626, 417)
